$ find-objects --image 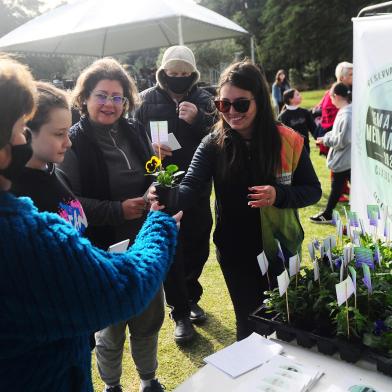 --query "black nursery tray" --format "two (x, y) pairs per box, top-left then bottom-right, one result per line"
(249, 305), (392, 377)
